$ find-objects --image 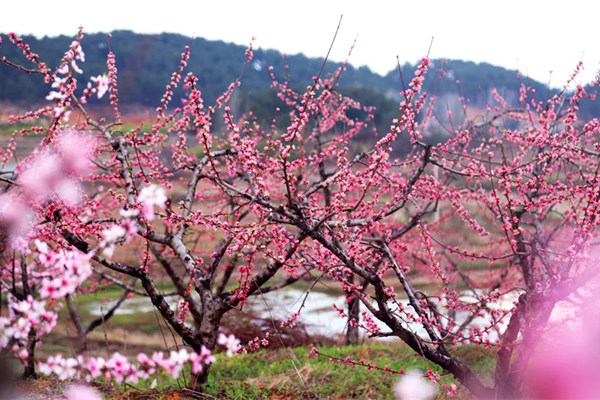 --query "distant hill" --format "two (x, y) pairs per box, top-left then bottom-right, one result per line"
(0, 30), (392, 105)
(1, 30), (598, 128)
